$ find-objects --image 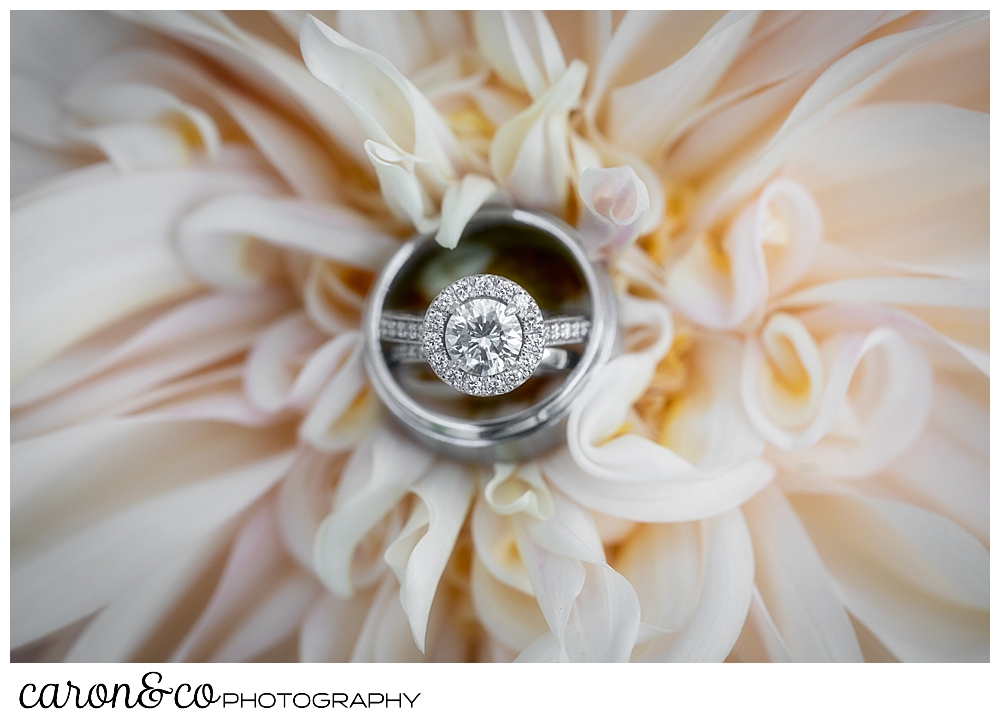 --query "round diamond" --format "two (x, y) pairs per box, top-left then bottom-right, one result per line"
(445, 298), (523, 376)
